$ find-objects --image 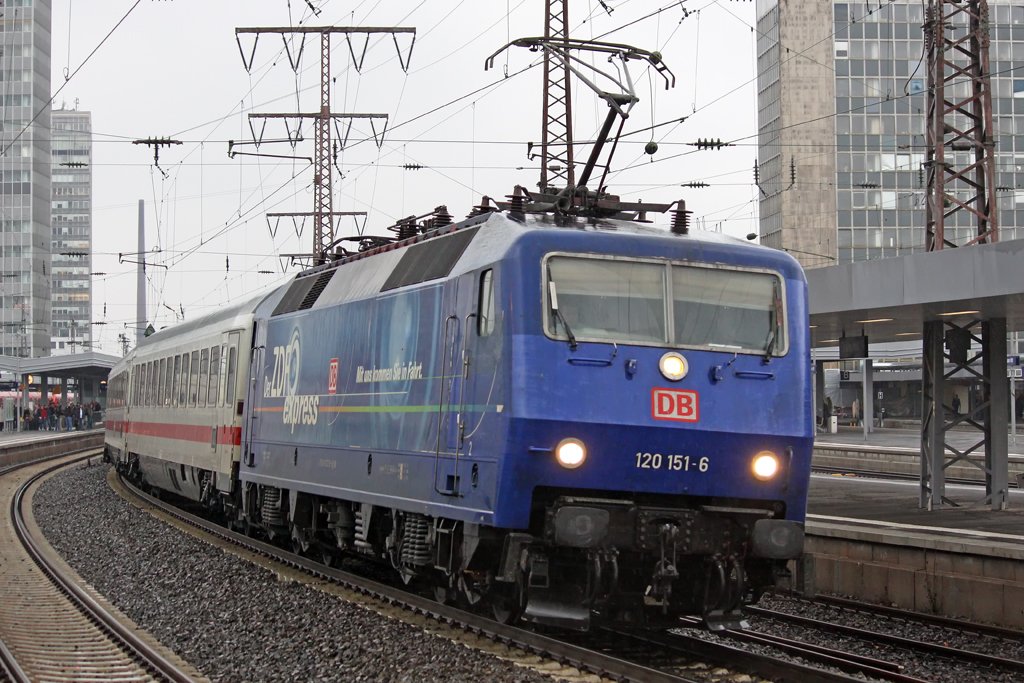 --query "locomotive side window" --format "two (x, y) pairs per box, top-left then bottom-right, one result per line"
(477, 269), (495, 337)
(189, 350), (200, 406)
(672, 267), (785, 354)
(208, 345), (221, 406)
(546, 257), (666, 344)
(198, 349), (210, 408)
